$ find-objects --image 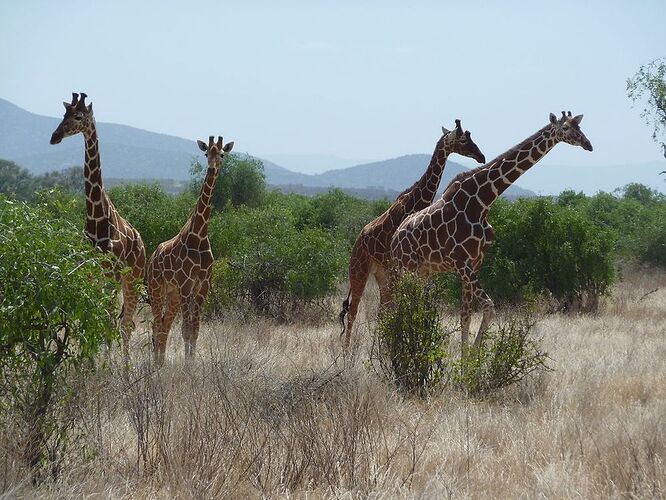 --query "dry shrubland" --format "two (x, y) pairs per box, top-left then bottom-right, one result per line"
(1, 269), (665, 499)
